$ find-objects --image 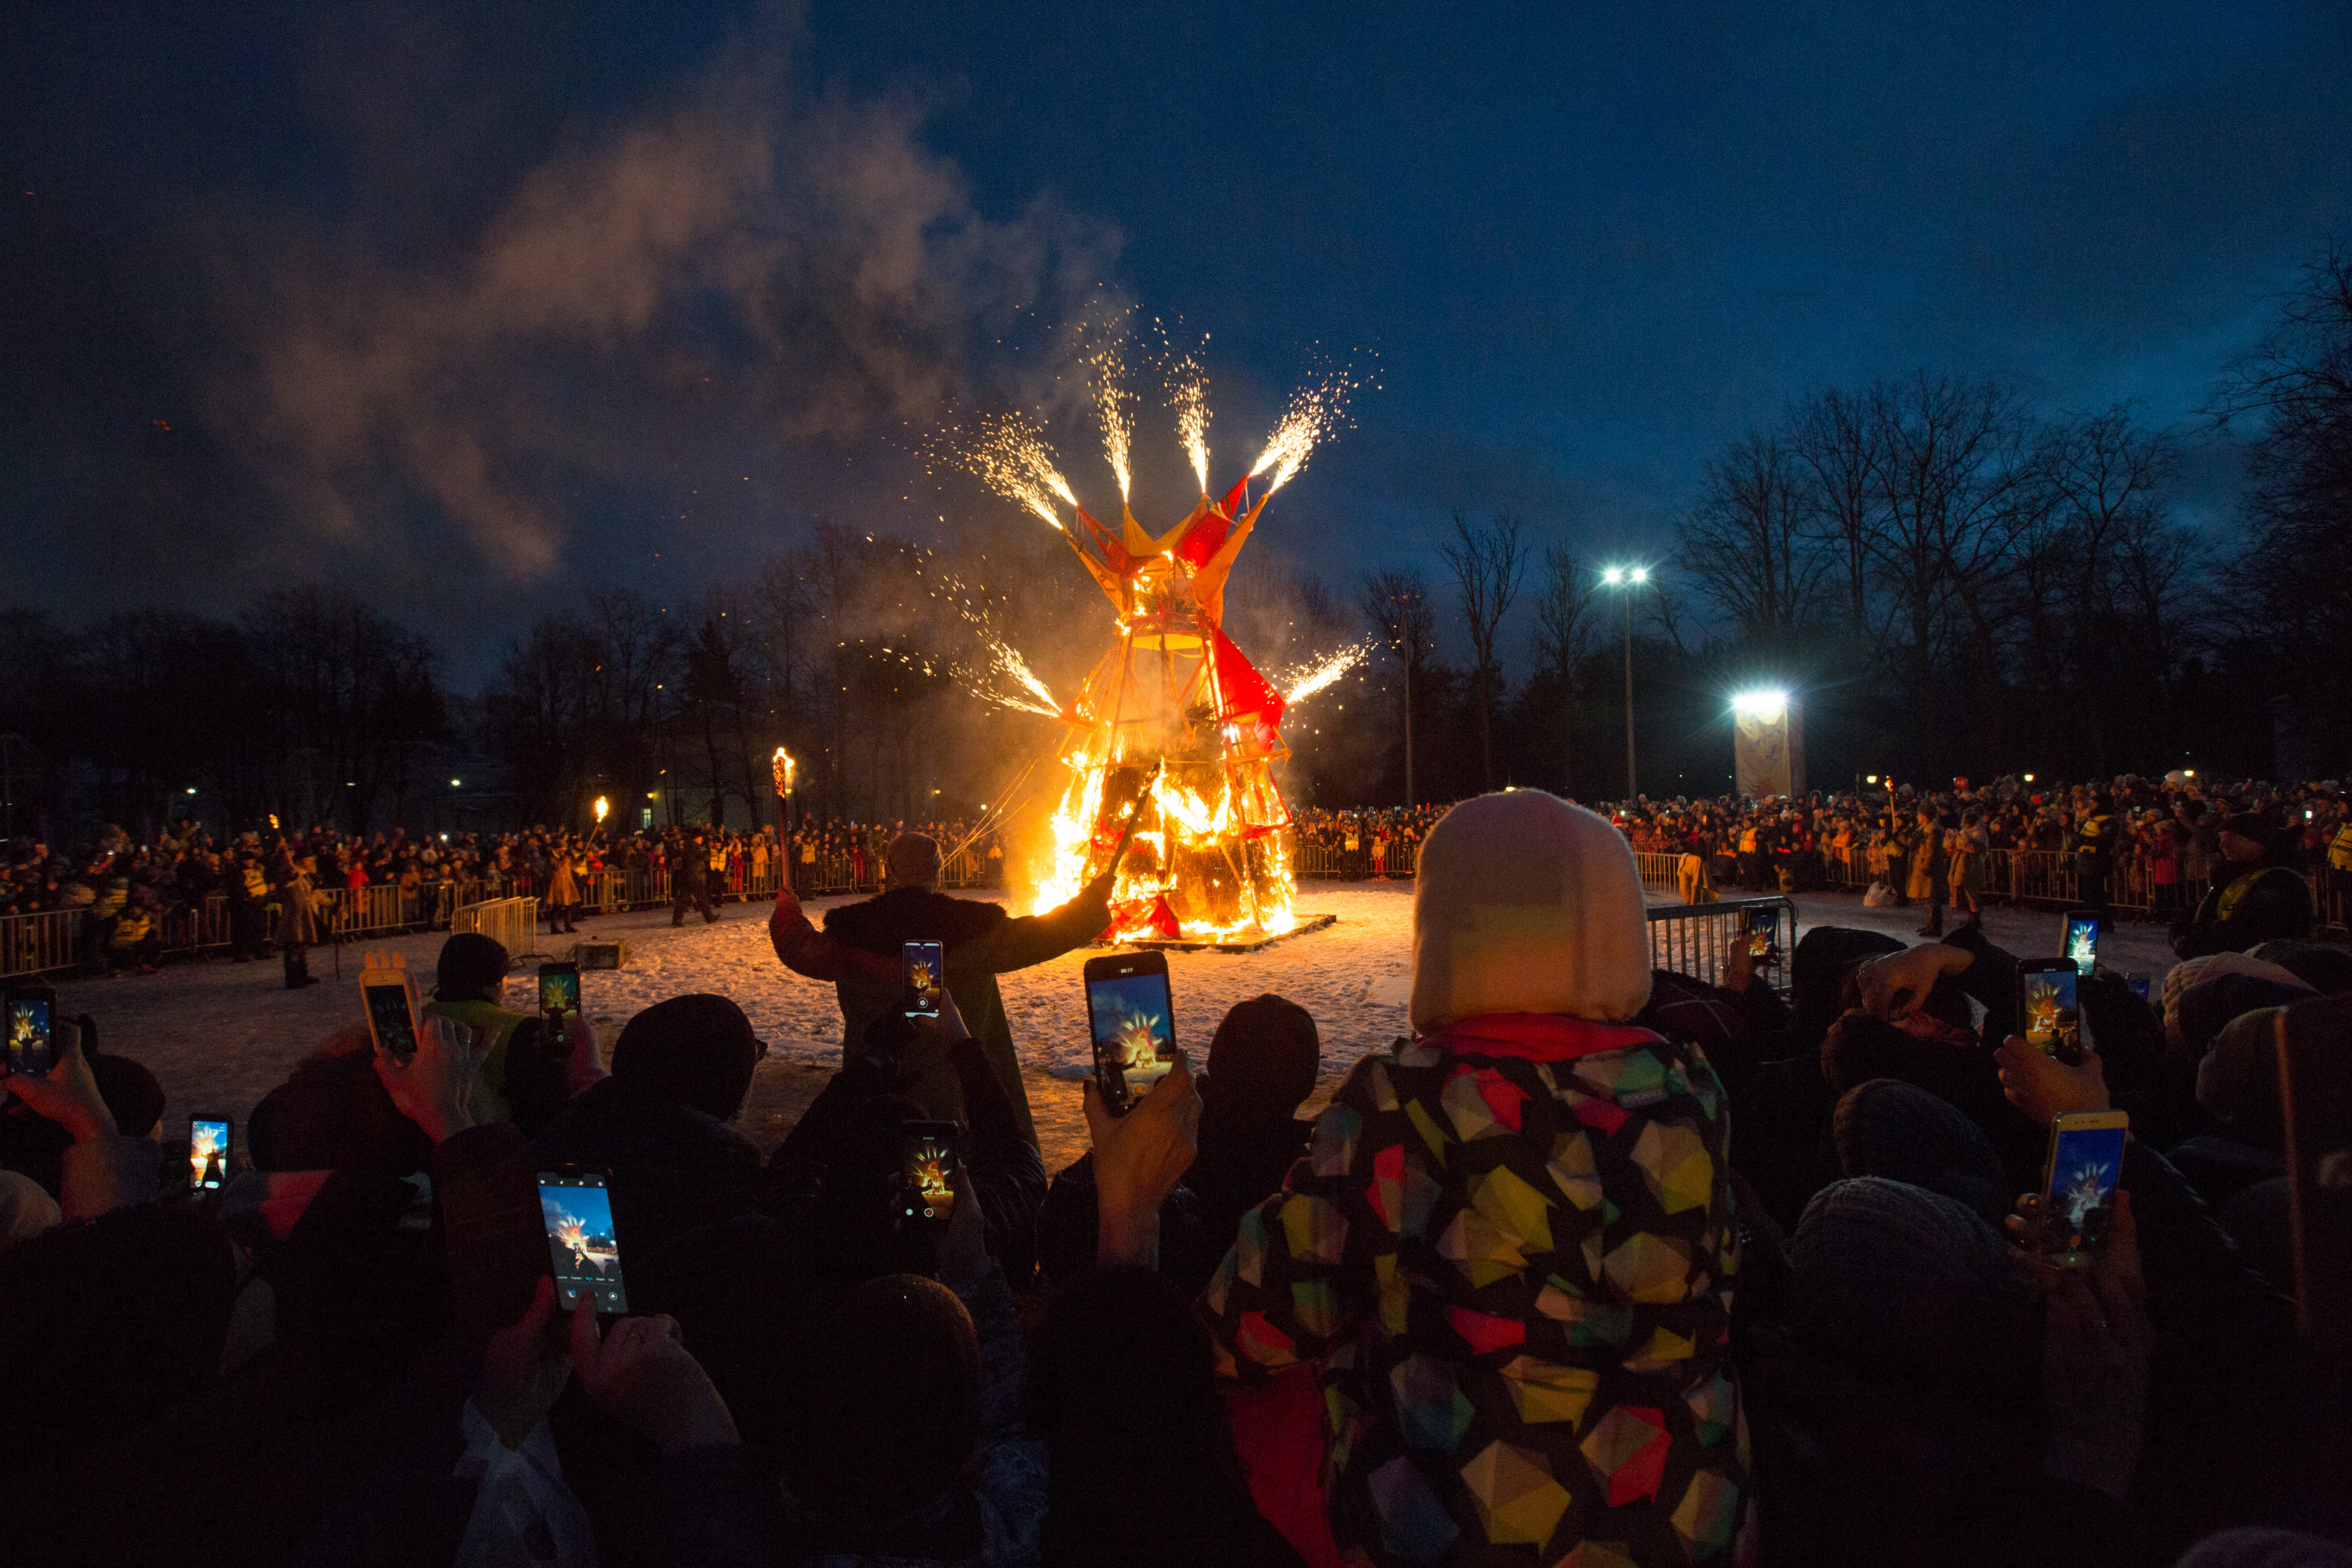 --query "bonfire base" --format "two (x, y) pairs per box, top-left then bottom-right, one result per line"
(1100, 912), (1339, 955)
